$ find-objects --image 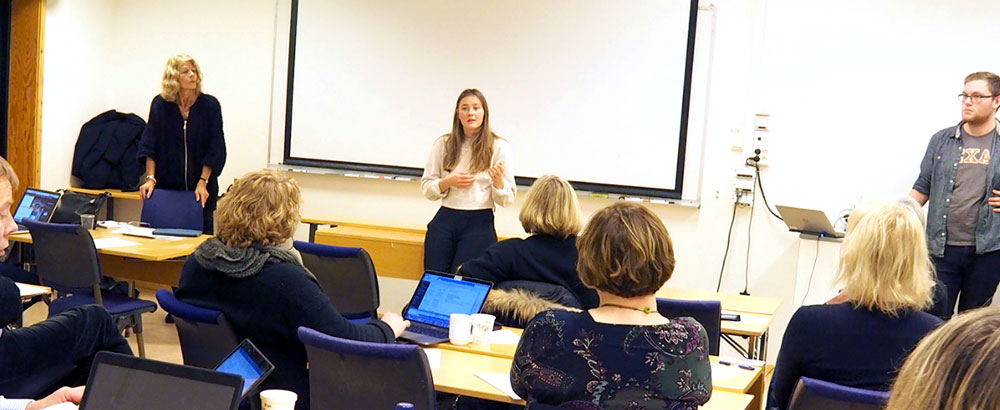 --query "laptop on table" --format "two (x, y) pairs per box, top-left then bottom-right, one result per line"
(776, 205), (845, 238)
(399, 270), (493, 346)
(12, 187), (60, 232)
